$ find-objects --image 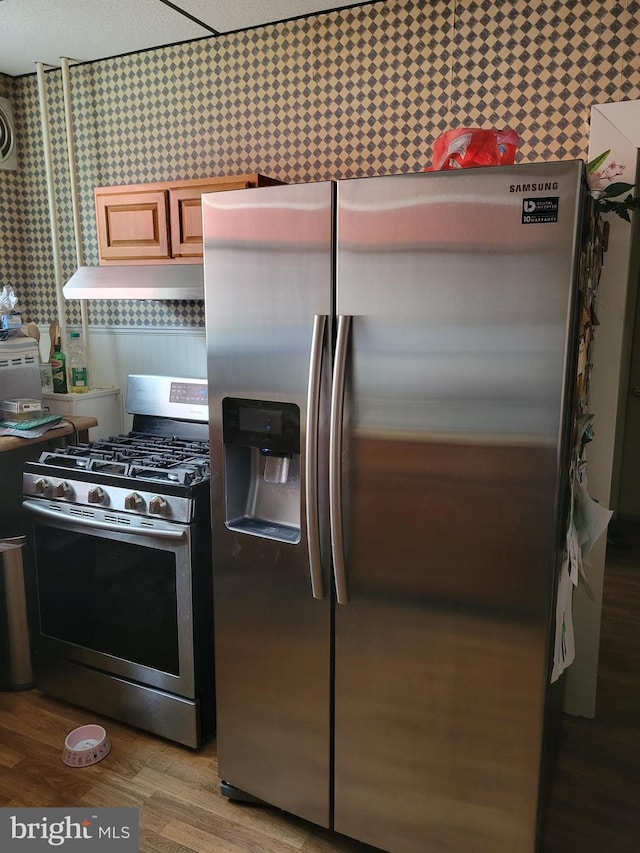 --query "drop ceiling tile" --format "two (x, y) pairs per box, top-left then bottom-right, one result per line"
(0, 0), (376, 77)
(175, 0), (368, 33)
(0, 0), (209, 76)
